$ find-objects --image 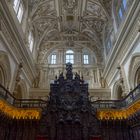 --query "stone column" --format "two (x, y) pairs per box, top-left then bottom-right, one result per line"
(42, 67), (49, 88)
(75, 48), (82, 65)
(39, 69), (45, 88)
(57, 49), (64, 65)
